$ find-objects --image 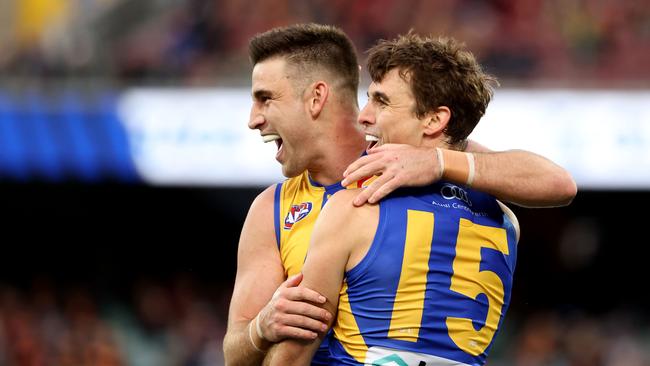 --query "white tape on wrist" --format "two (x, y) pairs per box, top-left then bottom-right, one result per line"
(466, 152), (475, 187)
(255, 312), (265, 341)
(248, 315), (266, 353)
(435, 147), (445, 179)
